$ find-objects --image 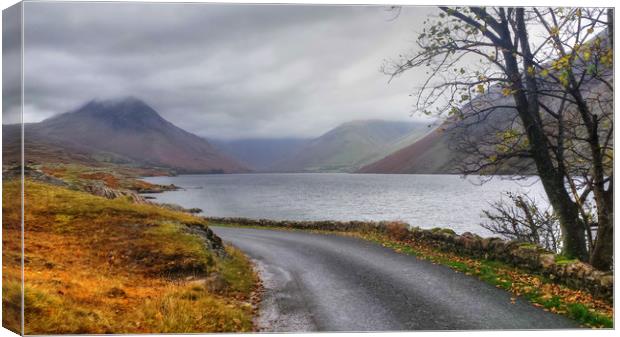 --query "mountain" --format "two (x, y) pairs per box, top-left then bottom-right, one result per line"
(360, 74), (611, 175)
(3, 123), (106, 168)
(270, 119), (433, 173)
(358, 89), (535, 174)
(4, 97), (248, 173)
(361, 32), (613, 175)
(211, 138), (309, 172)
(357, 119), (466, 174)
